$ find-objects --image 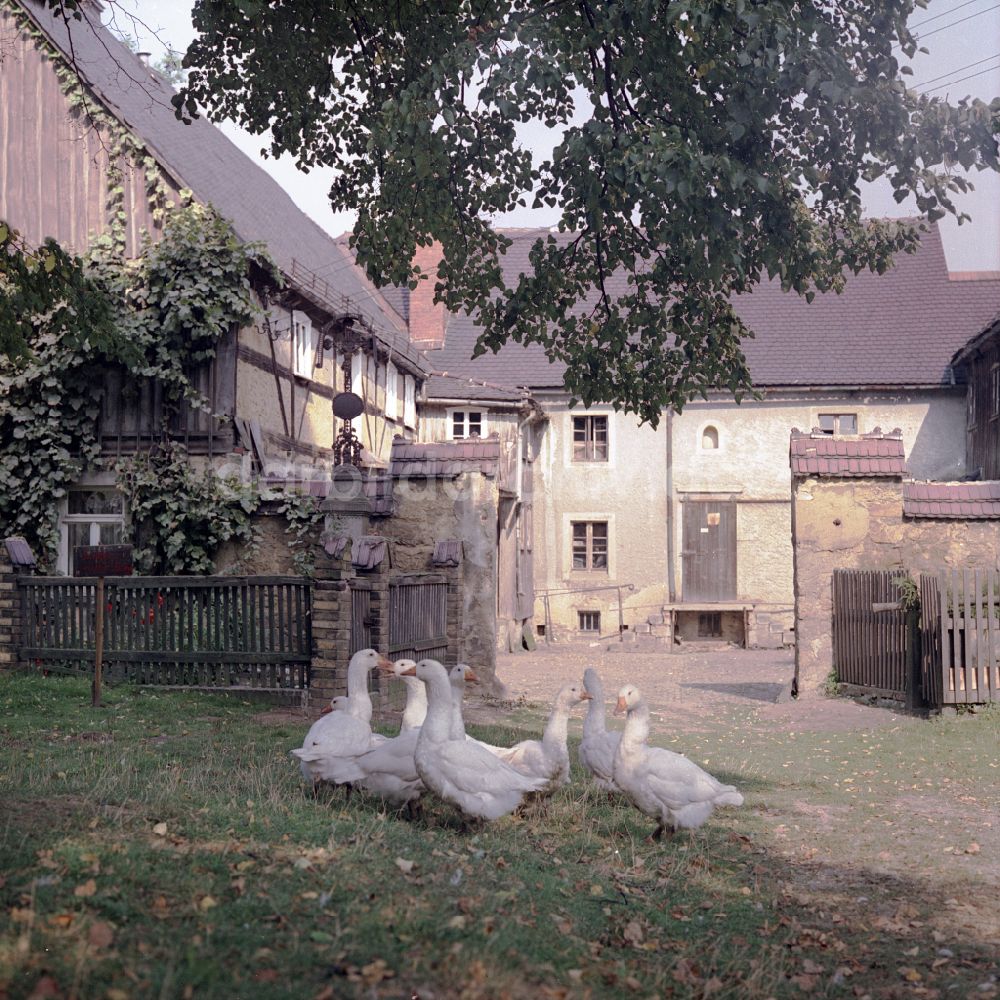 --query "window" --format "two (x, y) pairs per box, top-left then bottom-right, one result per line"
(292, 310), (316, 379)
(701, 425), (719, 450)
(385, 361), (399, 421)
(450, 410), (485, 439)
(817, 413), (858, 435)
(572, 415), (608, 461)
(403, 375), (416, 429)
(698, 611), (722, 637)
(59, 488), (125, 576)
(572, 521), (608, 571)
(578, 610), (601, 633)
